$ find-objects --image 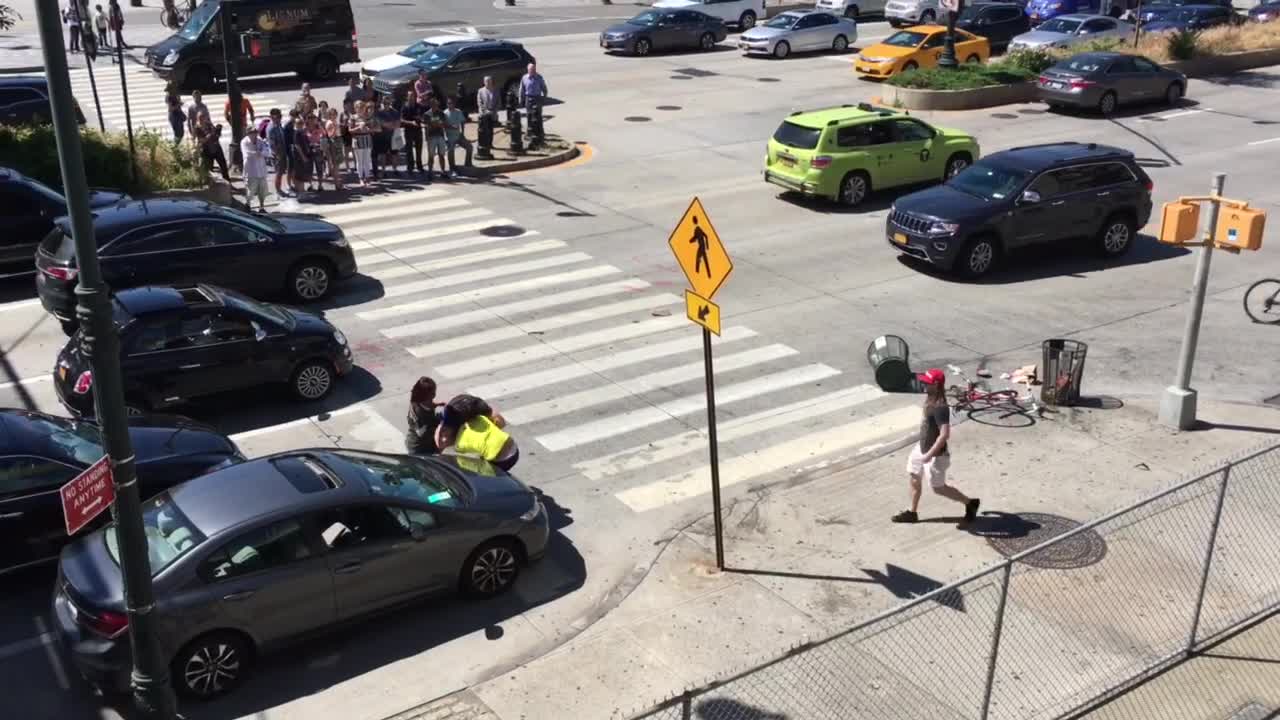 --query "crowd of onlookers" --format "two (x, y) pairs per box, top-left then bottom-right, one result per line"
(159, 64), (548, 211)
